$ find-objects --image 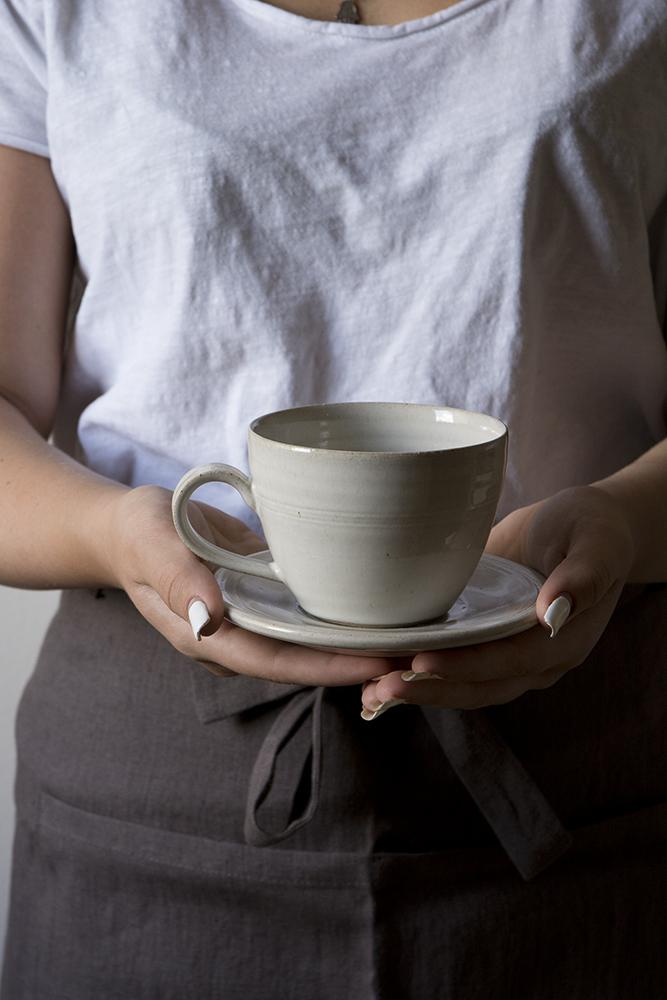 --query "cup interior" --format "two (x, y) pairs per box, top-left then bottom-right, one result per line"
(251, 402), (506, 454)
